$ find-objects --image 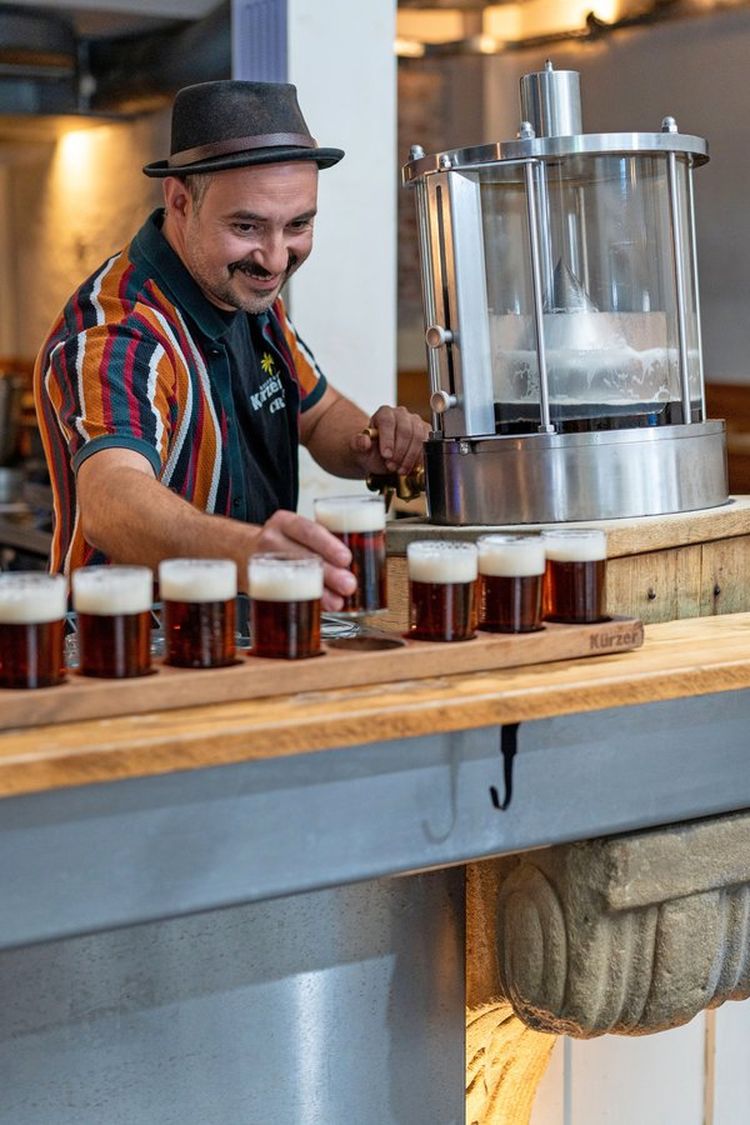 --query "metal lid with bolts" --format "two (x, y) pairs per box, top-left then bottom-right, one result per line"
(402, 60), (708, 183)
